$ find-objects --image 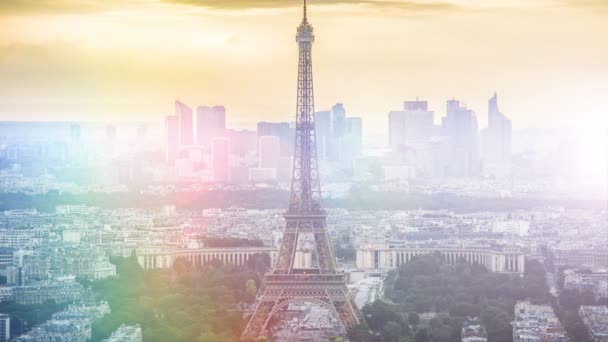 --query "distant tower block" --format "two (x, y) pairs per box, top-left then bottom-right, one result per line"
(258, 135), (281, 169)
(240, 1), (362, 340)
(175, 100), (193, 145)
